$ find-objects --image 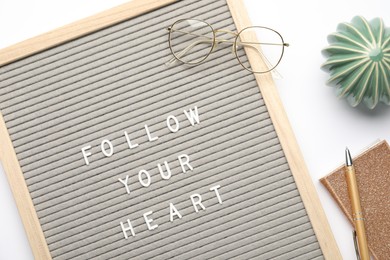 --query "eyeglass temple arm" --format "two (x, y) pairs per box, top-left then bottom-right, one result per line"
(166, 29), (286, 77)
(167, 28), (289, 47)
(166, 37), (273, 65)
(238, 43), (283, 79)
(165, 38), (215, 66)
(166, 37), (282, 76)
